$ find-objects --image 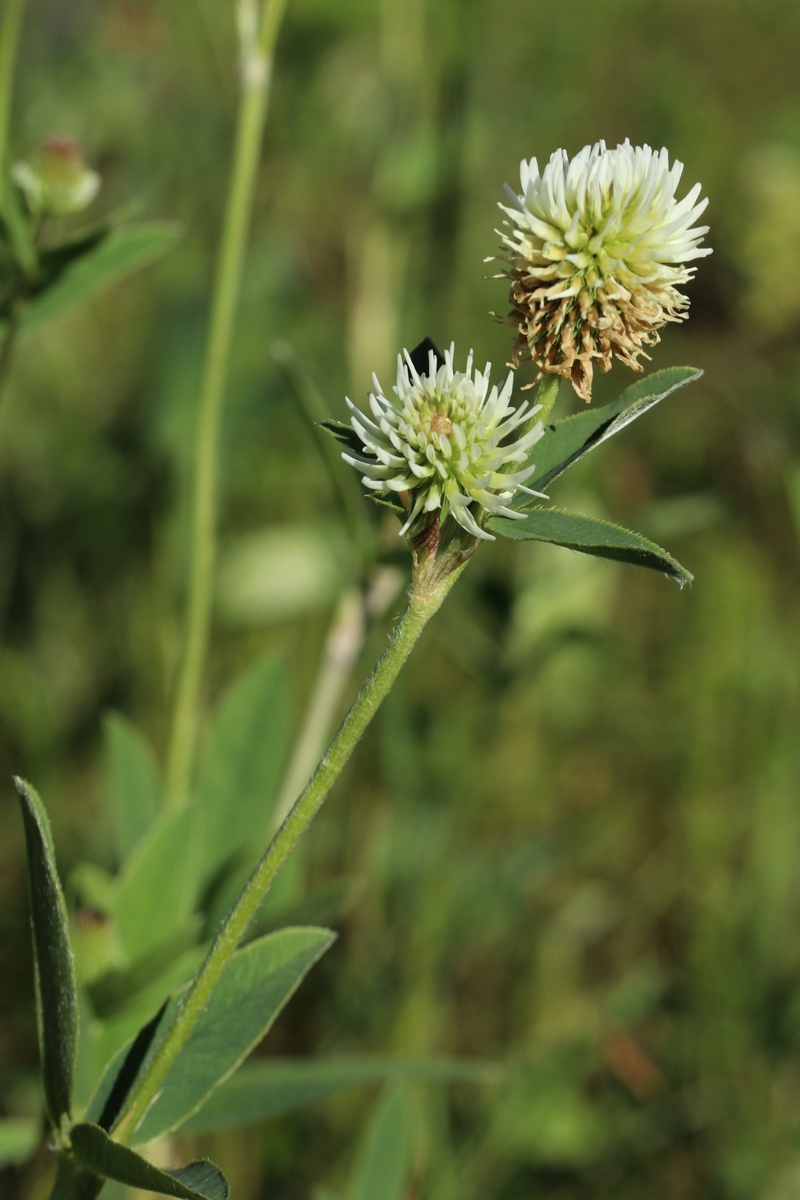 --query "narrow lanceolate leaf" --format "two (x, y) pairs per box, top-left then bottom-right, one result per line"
(15, 778), (78, 1129)
(196, 655), (292, 879)
(347, 1087), (416, 1200)
(487, 507), (693, 587)
(512, 367), (703, 501)
(181, 1056), (500, 1134)
(15, 222), (182, 331)
(104, 713), (161, 860)
(70, 1124), (229, 1200)
(130, 927), (335, 1144)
